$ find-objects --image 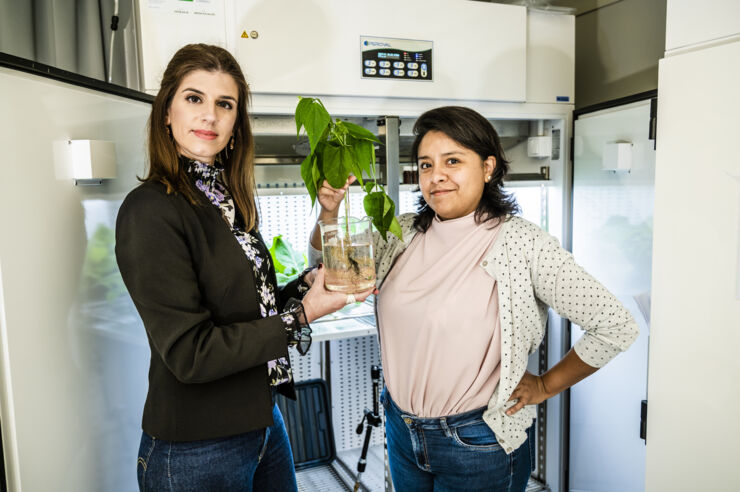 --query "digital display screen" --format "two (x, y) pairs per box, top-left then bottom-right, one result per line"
(361, 36), (432, 81)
